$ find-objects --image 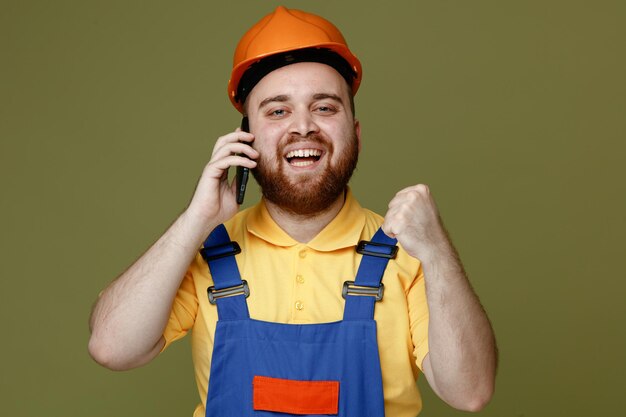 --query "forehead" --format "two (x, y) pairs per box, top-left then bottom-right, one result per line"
(247, 62), (349, 106)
